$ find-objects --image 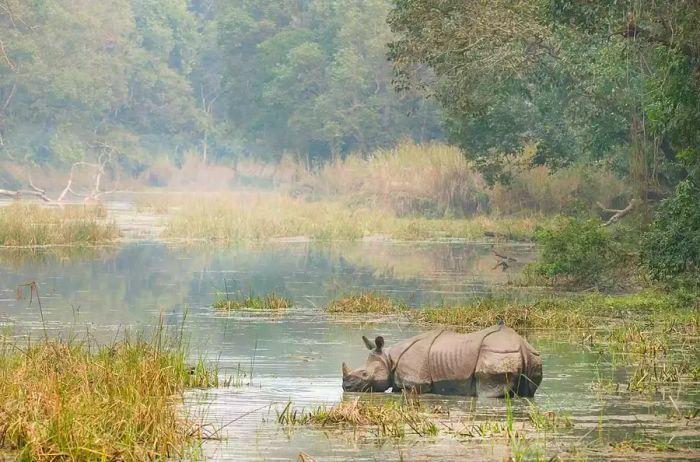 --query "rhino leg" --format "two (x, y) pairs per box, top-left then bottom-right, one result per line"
(475, 351), (524, 398)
